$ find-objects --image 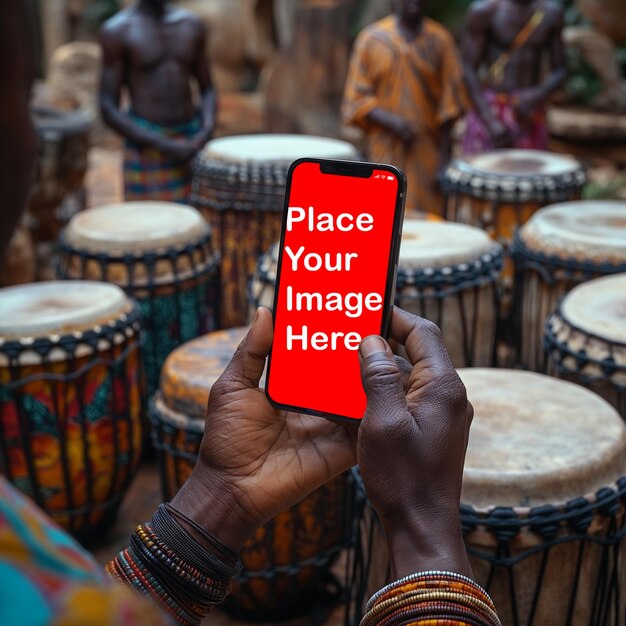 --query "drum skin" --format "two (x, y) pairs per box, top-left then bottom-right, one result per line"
(191, 134), (360, 328)
(513, 201), (626, 372)
(58, 202), (220, 397)
(545, 274), (626, 418)
(0, 282), (143, 542)
(150, 328), (352, 620)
